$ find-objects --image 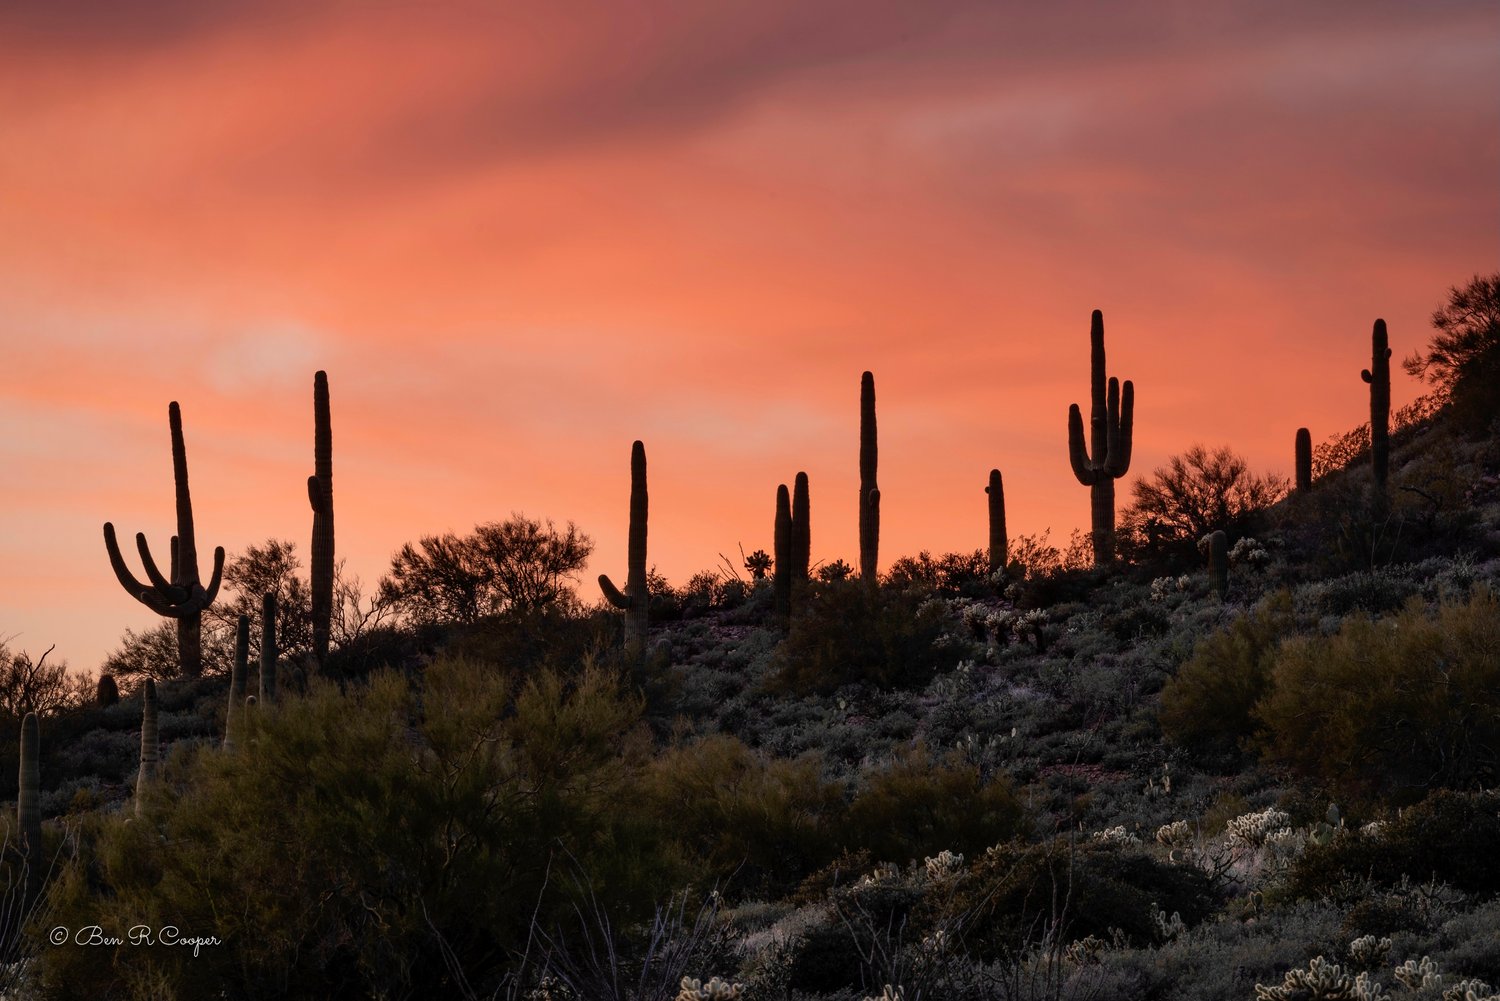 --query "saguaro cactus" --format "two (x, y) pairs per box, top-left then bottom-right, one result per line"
(1295, 428), (1313, 492)
(1205, 530), (1229, 599)
(774, 484), (793, 625)
(104, 402), (225, 677)
(1361, 320), (1391, 489)
(260, 592), (278, 705)
(309, 370), (335, 671)
(986, 469), (1008, 574)
(599, 440), (649, 654)
(1067, 311), (1135, 566)
(225, 614), (249, 751)
(791, 472), (811, 582)
(18, 712), (41, 862)
(137, 678), (159, 817)
(859, 371), (880, 585)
